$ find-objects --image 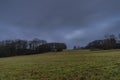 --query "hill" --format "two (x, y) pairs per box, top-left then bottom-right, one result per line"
(0, 50), (120, 80)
